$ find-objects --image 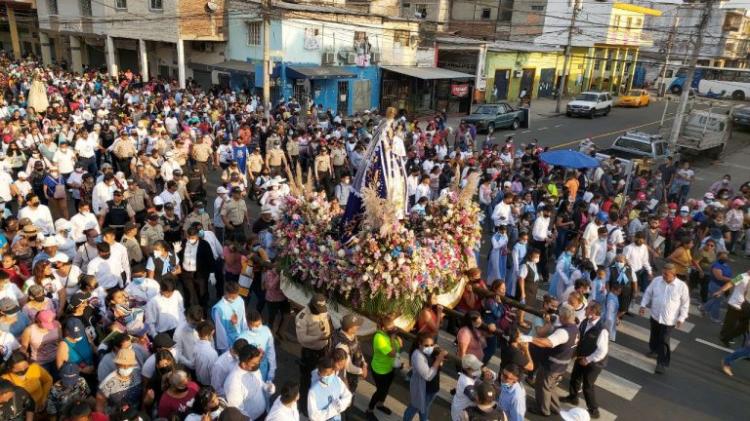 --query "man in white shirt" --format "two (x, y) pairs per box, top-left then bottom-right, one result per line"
(91, 173), (116, 215)
(19, 194), (55, 235)
(623, 232), (653, 292)
(0, 169), (14, 203)
(639, 263), (689, 374)
(53, 141), (77, 176)
(87, 242), (128, 290)
(70, 202), (100, 244)
(561, 302), (608, 419)
(414, 176), (432, 203)
(224, 345), (274, 419)
(144, 276), (185, 337)
(531, 206), (552, 279)
(266, 382), (301, 421)
(492, 194), (514, 228)
(712, 270), (750, 347)
(173, 306), (204, 370)
(588, 226), (609, 269)
(211, 339), (247, 396)
(159, 181), (183, 219)
(582, 212), (607, 260)
(123, 264), (160, 307)
(101, 228), (130, 283)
